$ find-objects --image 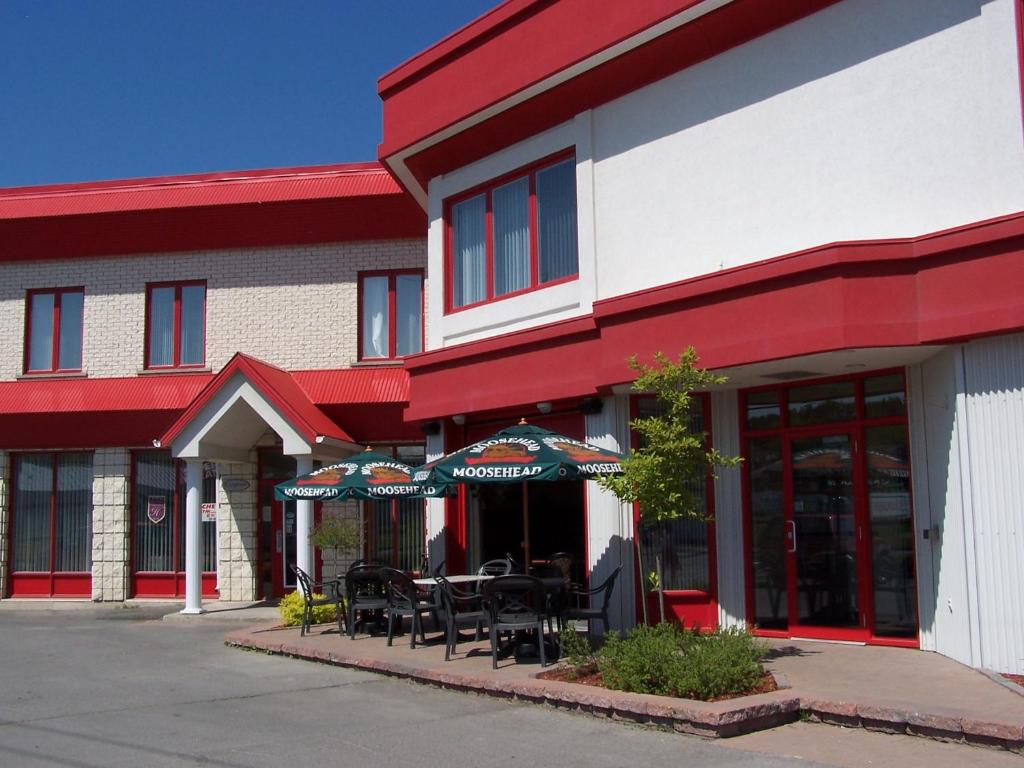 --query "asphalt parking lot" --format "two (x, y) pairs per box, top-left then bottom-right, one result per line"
(0, 605), (827, 768)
